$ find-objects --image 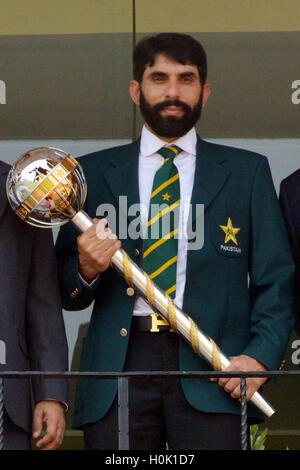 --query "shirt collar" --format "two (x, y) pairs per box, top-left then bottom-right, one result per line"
(140, 125), (197, 157)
